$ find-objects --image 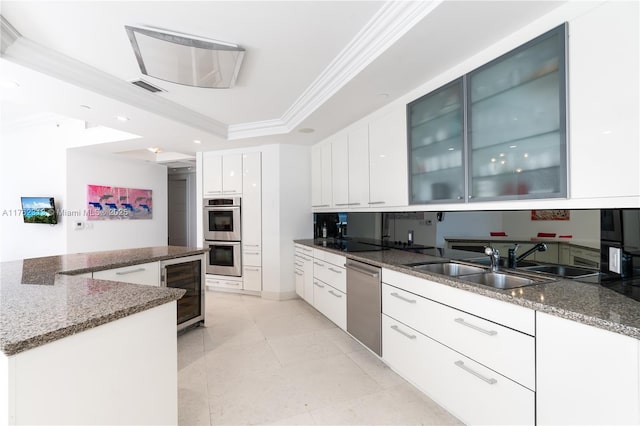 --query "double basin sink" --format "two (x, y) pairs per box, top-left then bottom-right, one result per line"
(406, 259), (597, 290)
